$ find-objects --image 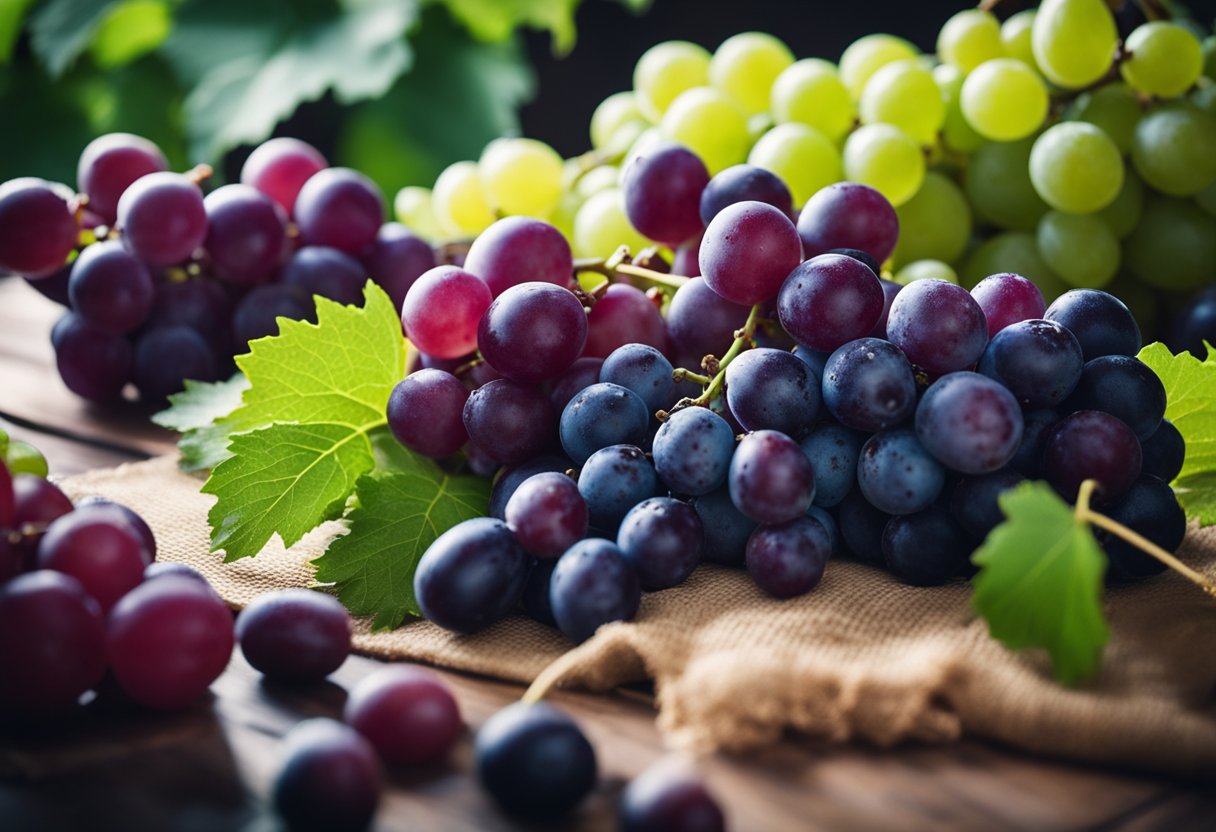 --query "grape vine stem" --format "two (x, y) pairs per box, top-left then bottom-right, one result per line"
(573, 252), (691, 291)
(1075, 479), (1216, 596)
